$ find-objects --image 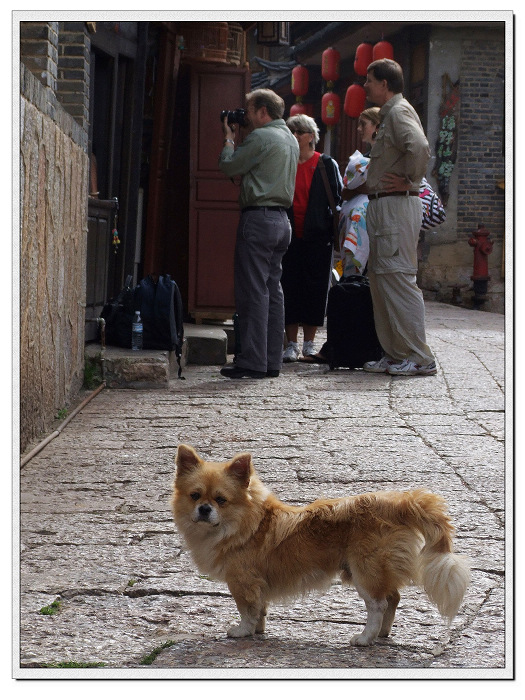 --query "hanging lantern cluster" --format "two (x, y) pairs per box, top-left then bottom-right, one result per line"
(302, 38), (395, 128)
(290, 64), (314, 117)
(344, 38), (394, 119)
(321, 47), (341, 128)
